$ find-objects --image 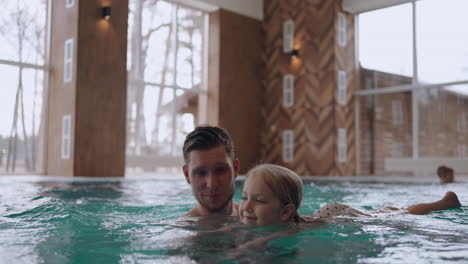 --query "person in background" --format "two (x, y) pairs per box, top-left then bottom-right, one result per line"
(437, 165), (455, 184)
